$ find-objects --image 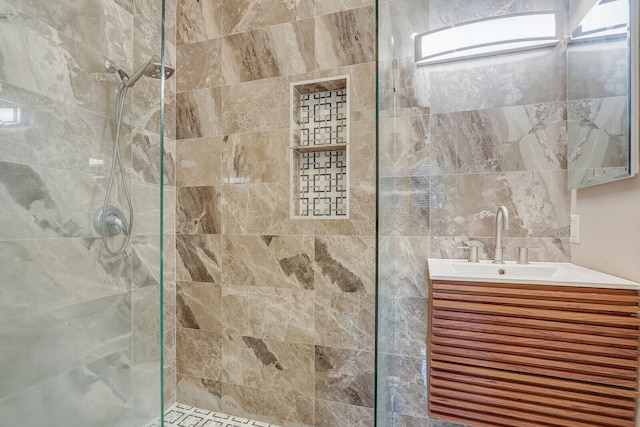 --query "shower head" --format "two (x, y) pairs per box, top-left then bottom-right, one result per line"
(104, 56), (175, 88)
